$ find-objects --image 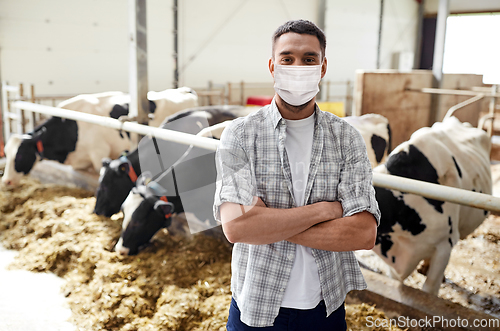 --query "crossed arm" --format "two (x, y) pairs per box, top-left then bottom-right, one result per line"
(219, 198), (377, 252)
